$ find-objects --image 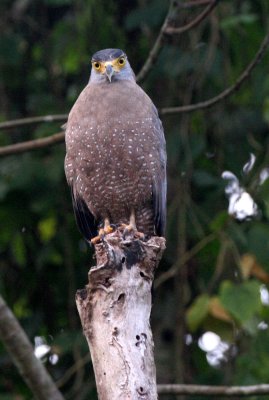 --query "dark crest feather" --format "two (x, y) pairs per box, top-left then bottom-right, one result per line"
(91, 48), (125, 62)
